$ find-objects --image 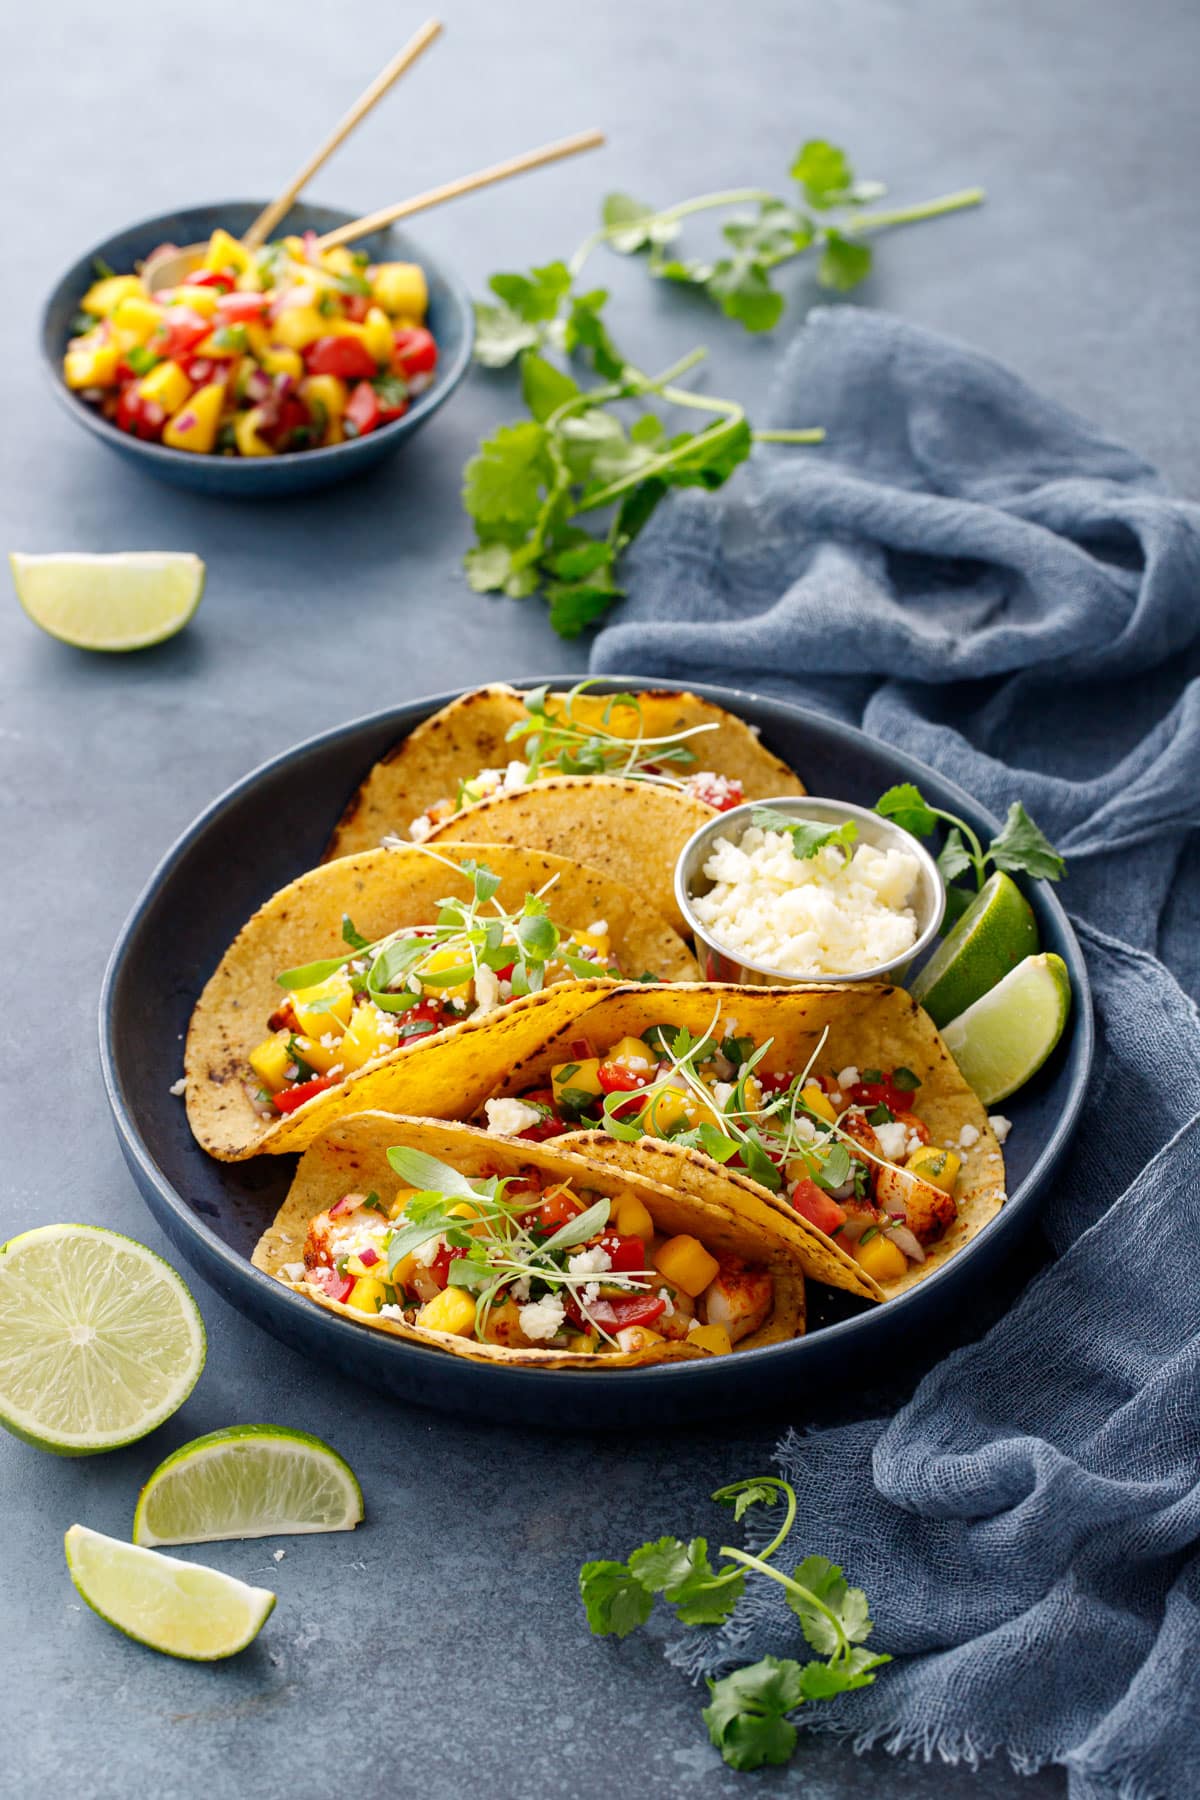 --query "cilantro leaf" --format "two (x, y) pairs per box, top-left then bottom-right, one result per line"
(817, 229), (873, 291)
(706, 258), (785, 332)
(751, 807), (858, 861)
(798, 1647), (891, 1699)
(936, 826), (973, 885)
(791, 139), (857, 208)
(579, 1559), (654, 1638)
(602, 192), (680, 254)
(563, 289), (626, 380)
(462, 422), (553, 529)
(703, 1658), (806, 1771)
(628, 1536), (744, 1626)
(875, 782), (940, 838)
(341, 914), (371, 951)
(787, 1555), (874, 1654)
(547, 575), (624, 639)
(488, 260), (572, 322)
(988, 802), (1066, 882)
(521, 350), (580, 422)
(472, 302), (540, 369)
(713, 1479), (781, 1523)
